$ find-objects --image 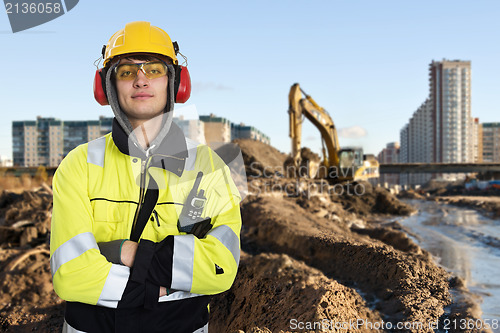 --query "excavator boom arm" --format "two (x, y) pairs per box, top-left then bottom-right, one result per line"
(288, 83), (340, 169)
